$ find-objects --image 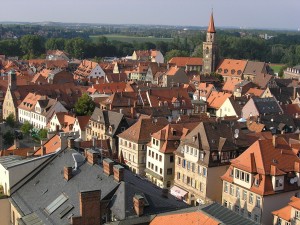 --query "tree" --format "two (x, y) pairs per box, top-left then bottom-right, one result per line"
(3, 131), (14, 147)
(21, 121), (33, 136)
(5, 113), (16, 128)
(38, 129), (48, 140)
(20, 35), (45, 58)
(278, 66), (287, 78)
(74, 93), (96, 116)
